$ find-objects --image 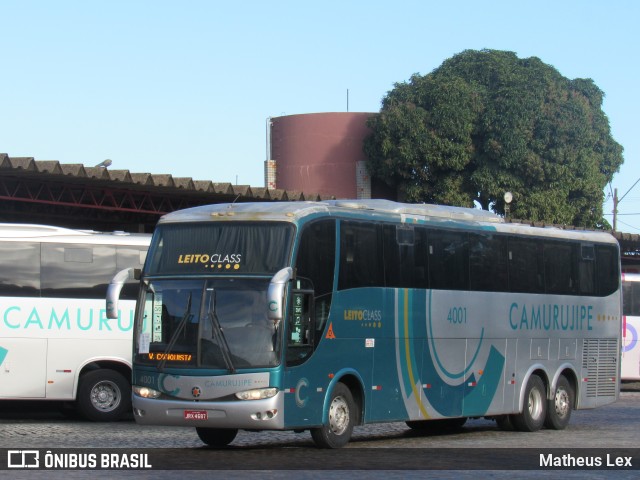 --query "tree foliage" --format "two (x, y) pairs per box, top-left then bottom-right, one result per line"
(364, 49), (623, 227)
